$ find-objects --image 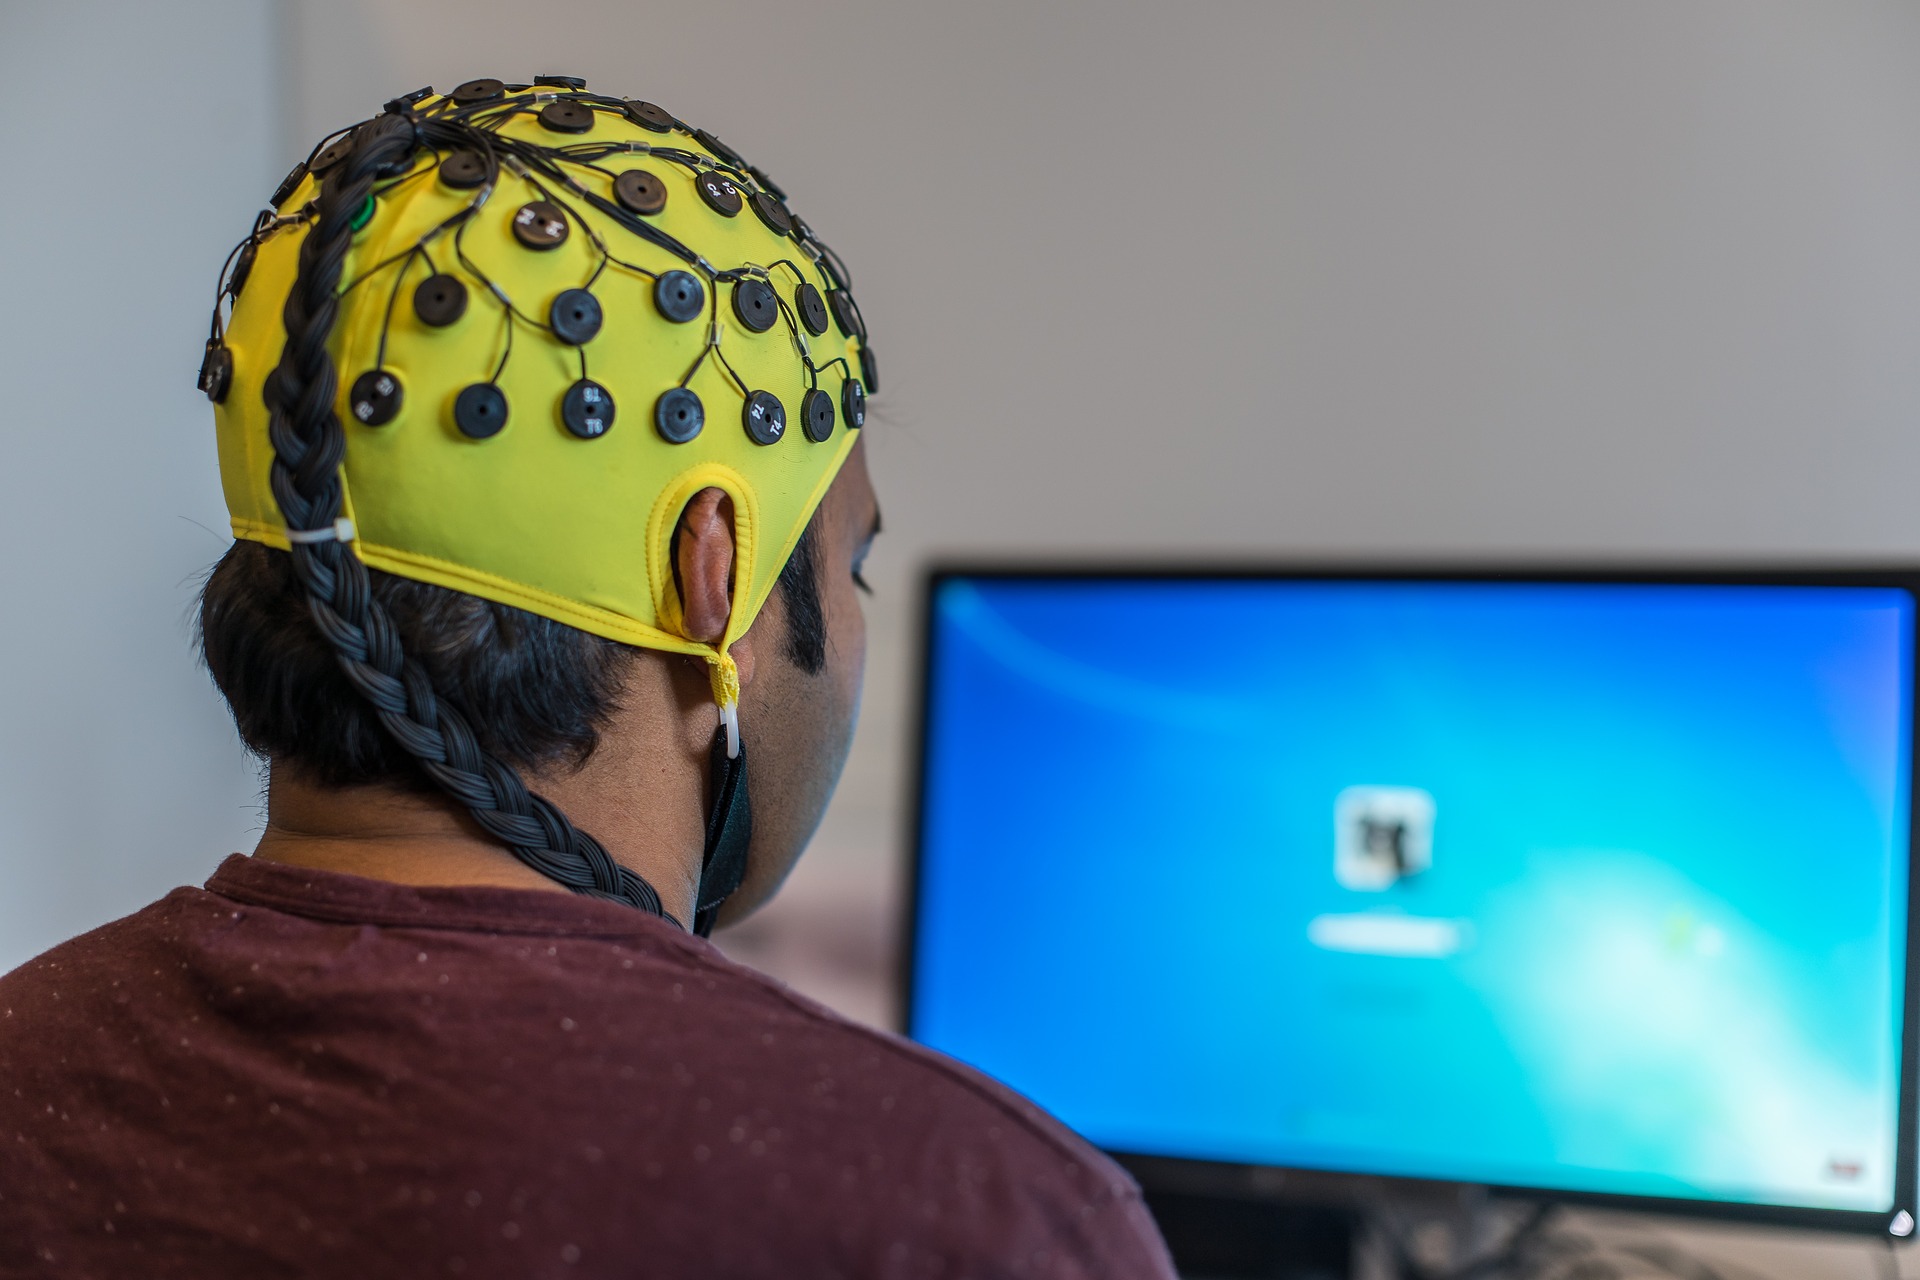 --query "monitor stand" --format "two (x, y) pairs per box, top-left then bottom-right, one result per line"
(1125, 1156), (1553, 1280)
(1142, 1187), (1355, 1279)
